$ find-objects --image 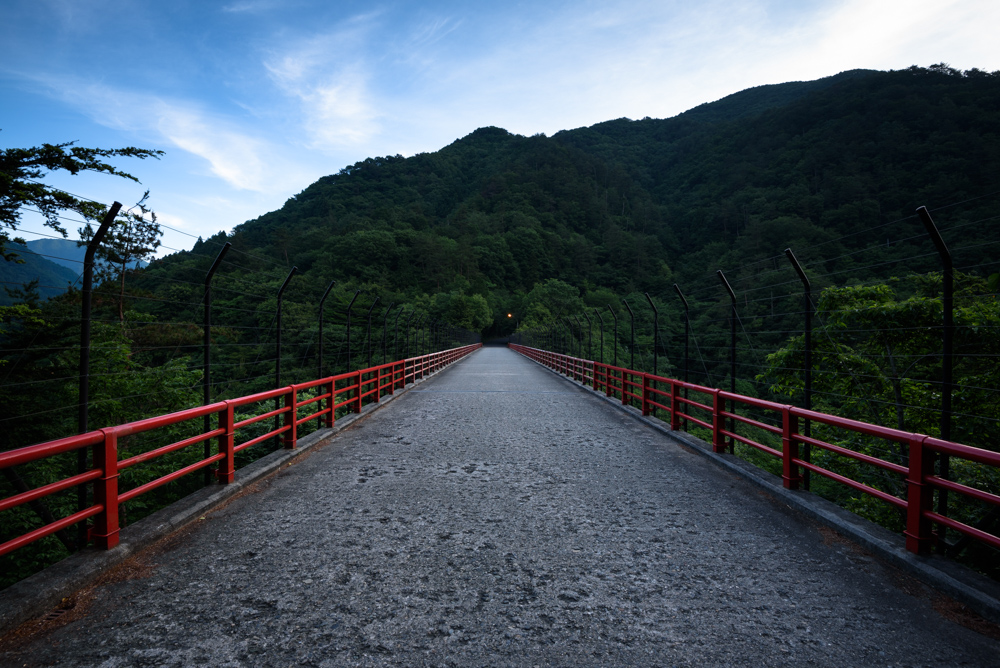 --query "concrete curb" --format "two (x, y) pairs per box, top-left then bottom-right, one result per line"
(517, 353), (1000, 625)
(0, 351), (478, 637)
